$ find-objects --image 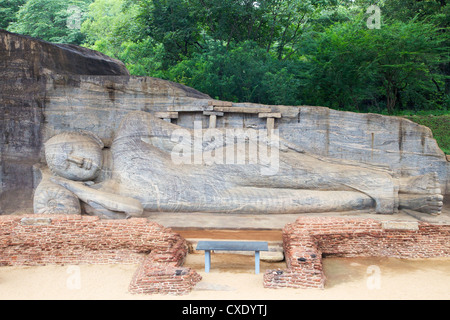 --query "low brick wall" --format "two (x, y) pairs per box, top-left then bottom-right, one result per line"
(264, 217), (450, 289)
(0, 214), (201, 295)
(129, 256), (202, 295)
